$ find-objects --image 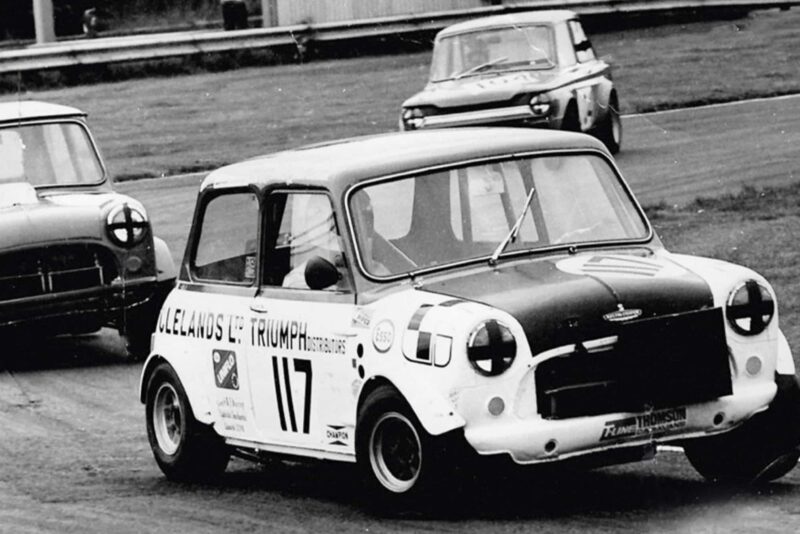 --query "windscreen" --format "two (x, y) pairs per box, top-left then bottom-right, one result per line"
(0, 122), (104, 186)
(349, 154), (649, 278)
(430, 25), (555, 82)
